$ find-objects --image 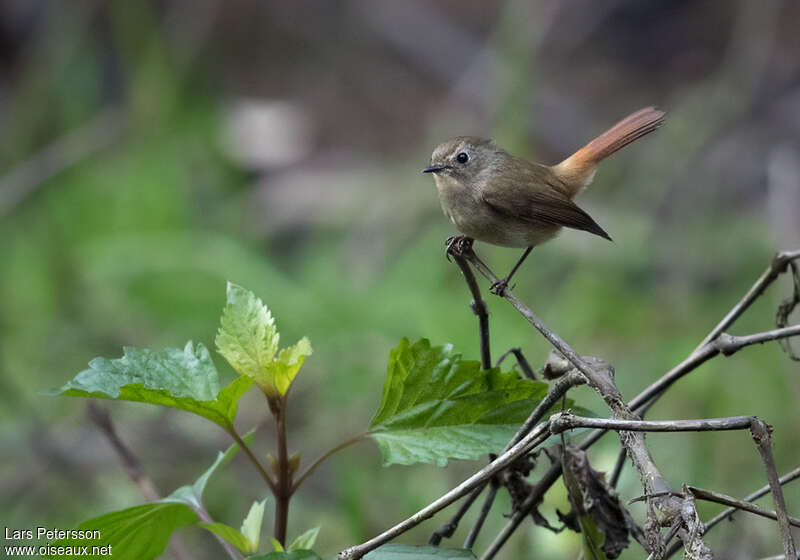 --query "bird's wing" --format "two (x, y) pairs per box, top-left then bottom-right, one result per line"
(481, 185), (612, 241)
